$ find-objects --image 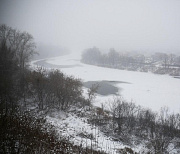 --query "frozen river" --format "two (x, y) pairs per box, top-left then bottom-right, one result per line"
(32, 52), (180, 113)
